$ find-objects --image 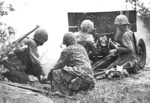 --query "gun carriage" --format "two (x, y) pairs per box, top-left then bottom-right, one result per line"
(68, 10), (146, 78)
